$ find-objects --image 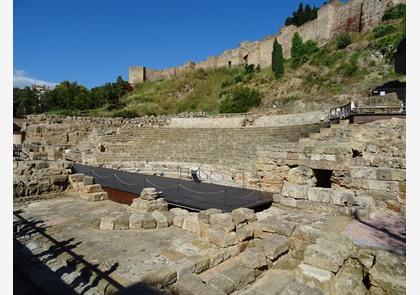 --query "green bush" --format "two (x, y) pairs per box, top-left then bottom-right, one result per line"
(219, 86), (262, 113)
(382, 4), (406, 20)
(244, 64), (255, 74)
(373, 25), (396, 39)
(291, 33), (319, 67)
(342, 52), (360, 77)
(112, 109), (138, 118)
(336, 33), (352, 49)
(271, 38), (285, 79)
(372, 32), (405, 61)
